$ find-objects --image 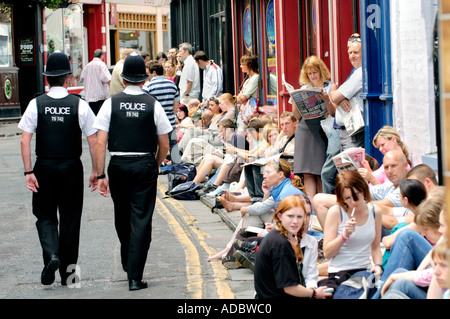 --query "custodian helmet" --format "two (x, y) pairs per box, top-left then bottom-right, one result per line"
(120, 52), (148, 83)
(43, 51), (72, 77)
